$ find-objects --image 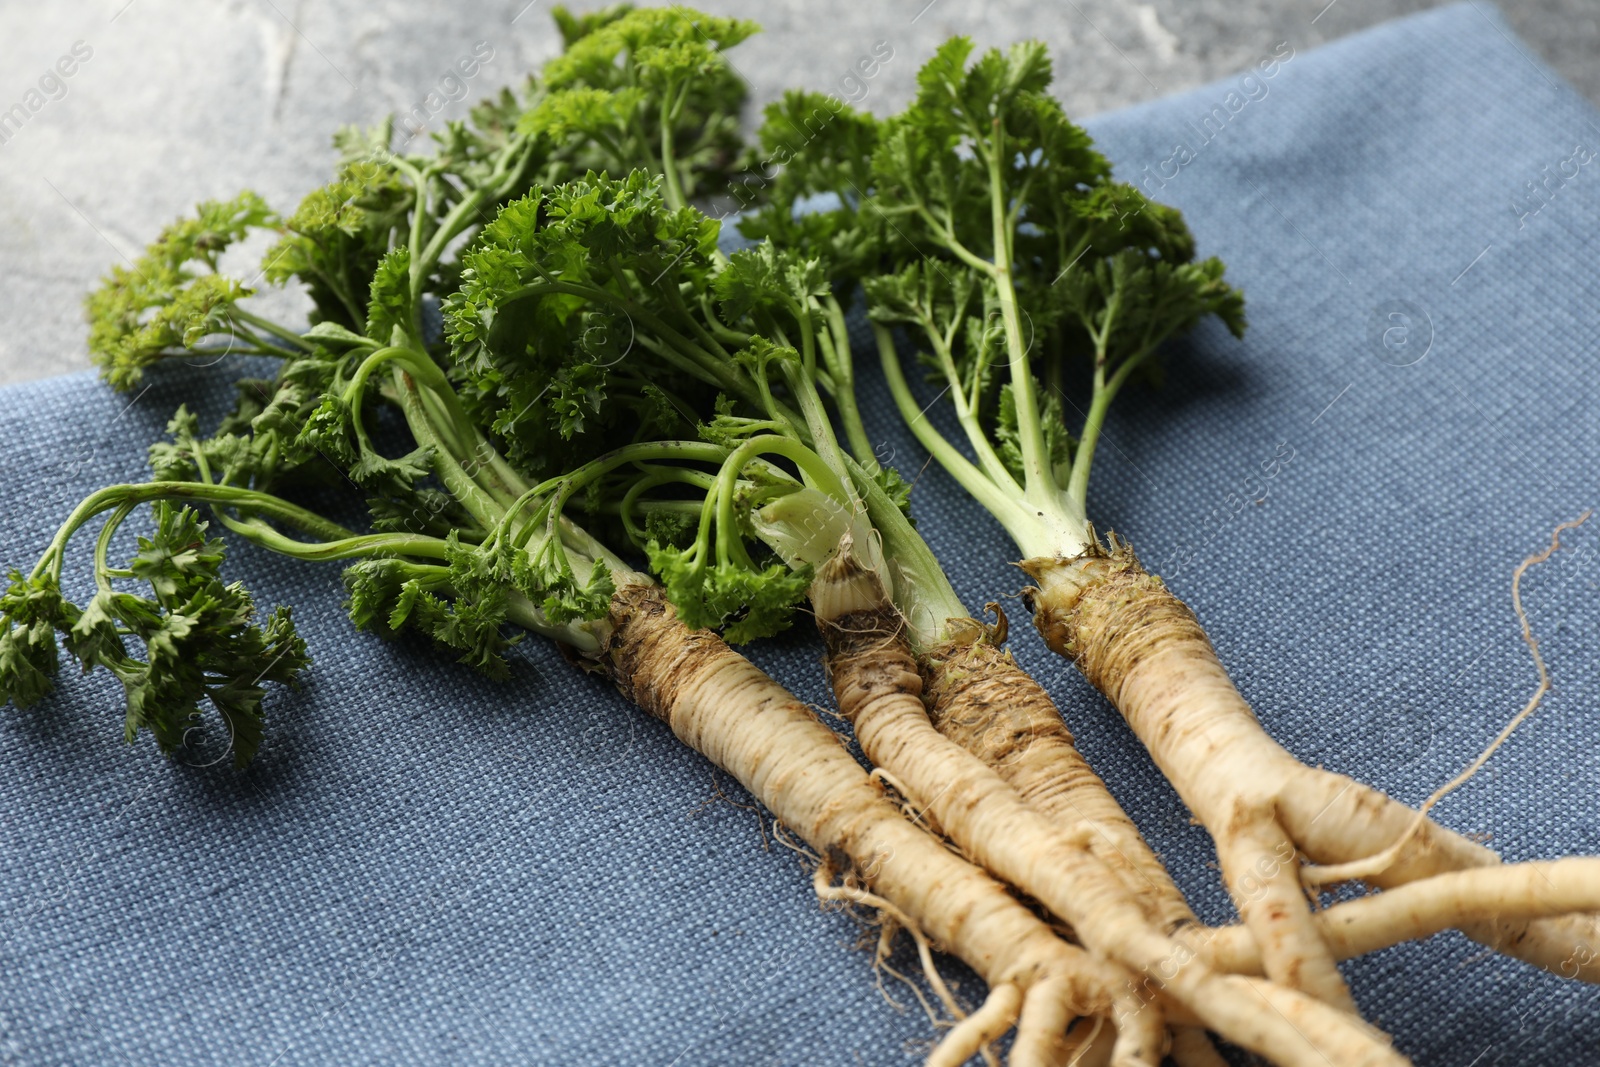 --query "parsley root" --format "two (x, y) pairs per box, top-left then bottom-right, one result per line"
(920, 631), (1198, 936)
(596, 582), (1138, 1065)
(812, 549), (1405, 1066)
